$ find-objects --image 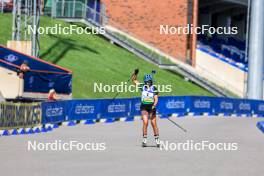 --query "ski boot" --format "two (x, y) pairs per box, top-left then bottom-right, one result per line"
(142, 135), (147, 147)
(155, 135), (160, 148)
